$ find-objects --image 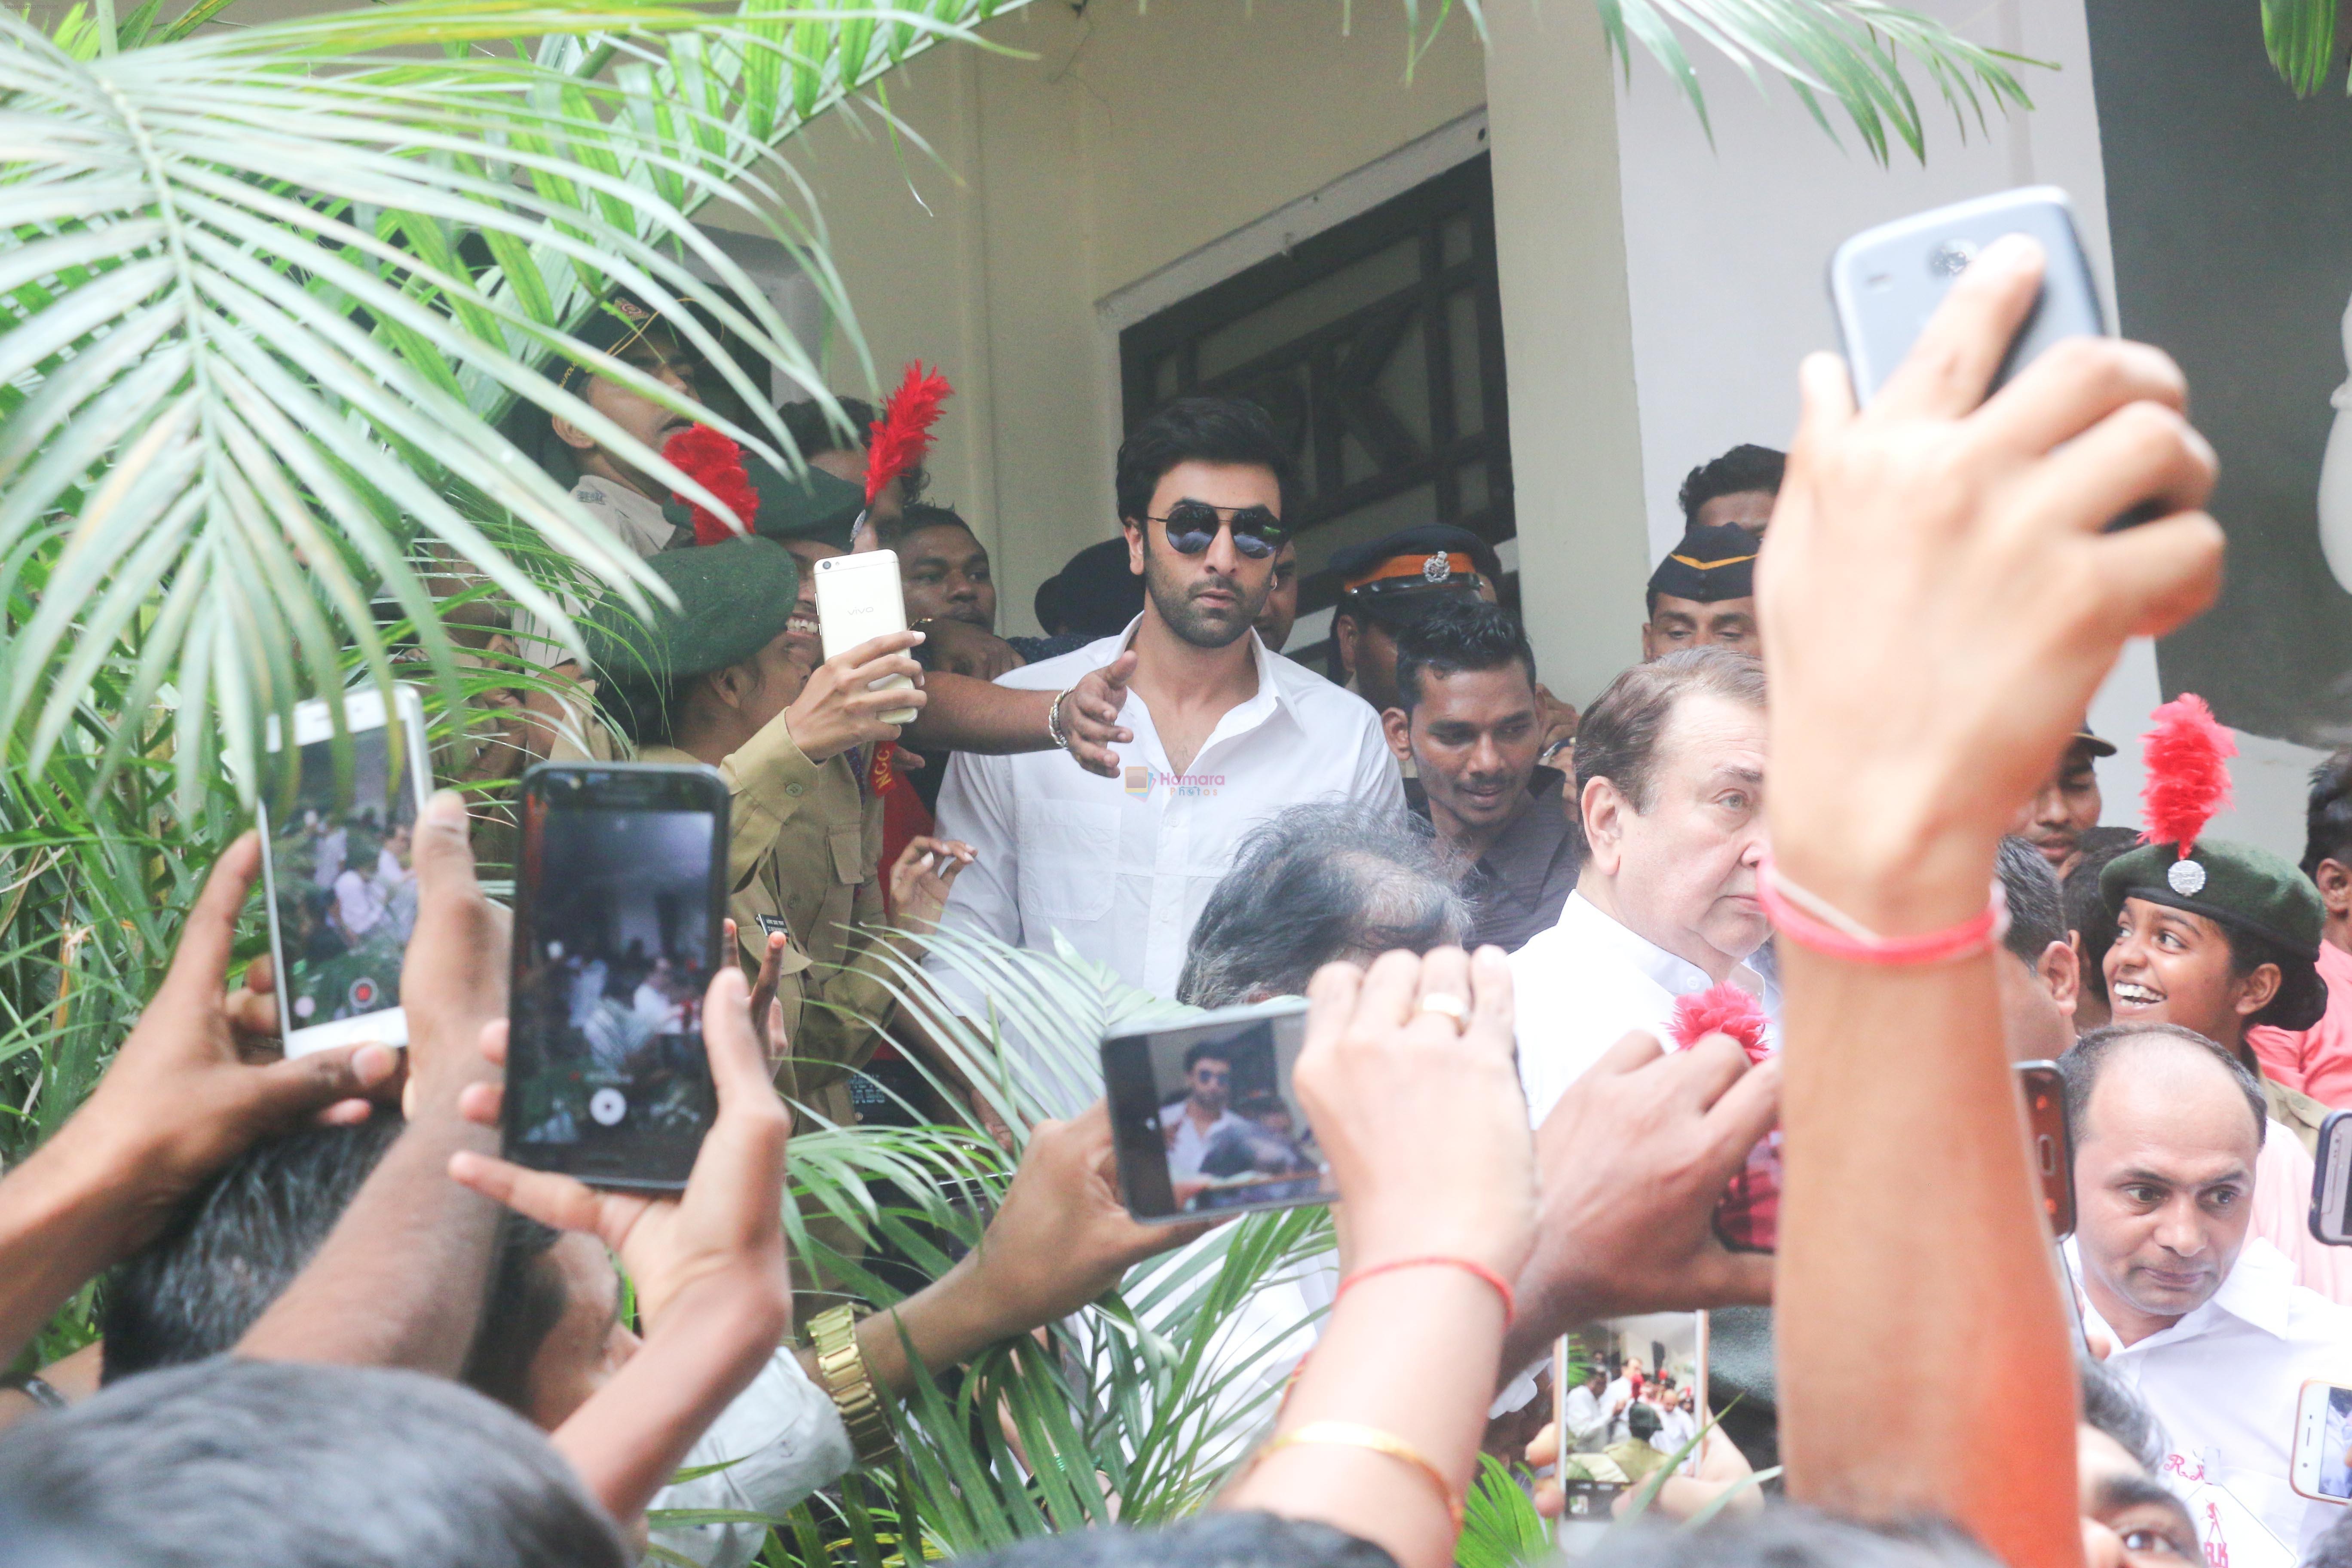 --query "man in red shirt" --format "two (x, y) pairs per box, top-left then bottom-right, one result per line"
(2251, 749), (2352, 1106)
